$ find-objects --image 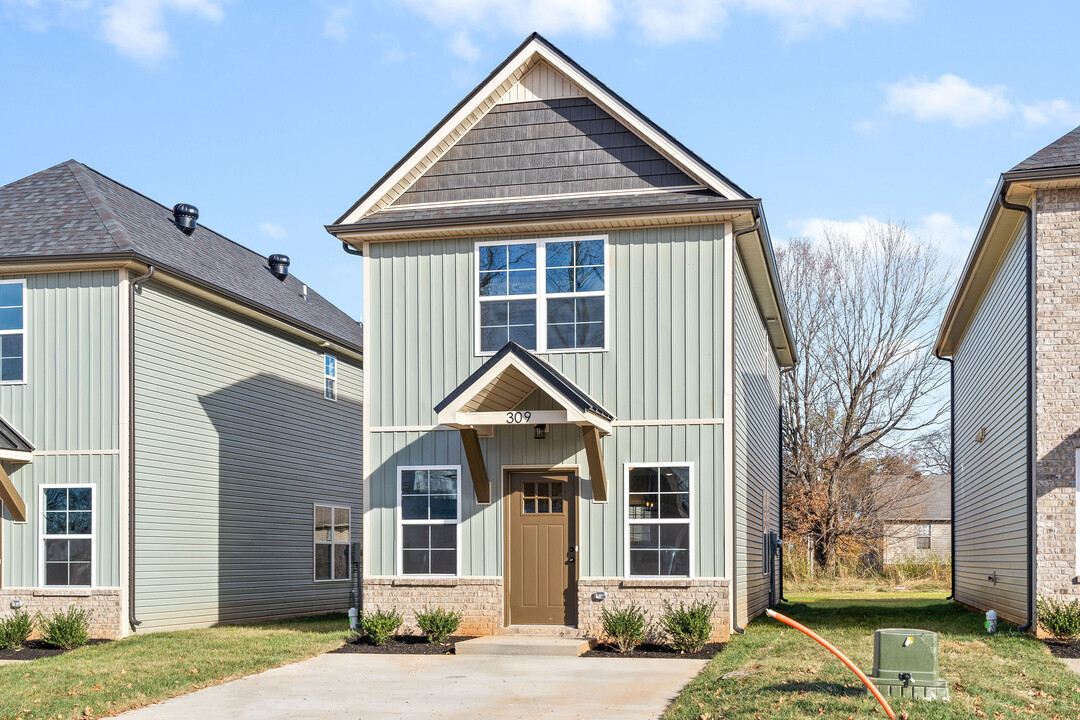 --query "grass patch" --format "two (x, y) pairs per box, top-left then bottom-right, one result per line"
(665, 593), (1080, 719)
(0, 613), (349, 720)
